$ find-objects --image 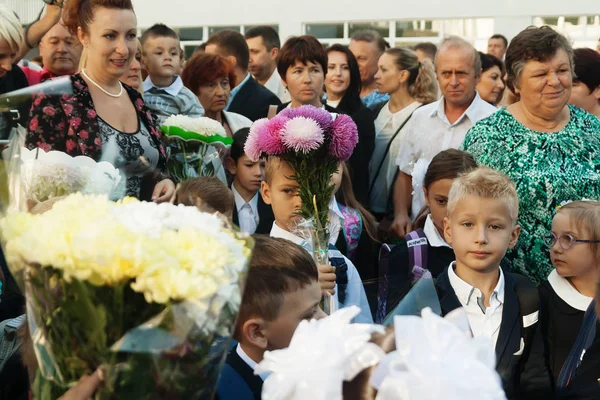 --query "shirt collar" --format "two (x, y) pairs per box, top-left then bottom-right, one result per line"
(143, 75), (183, 97)
(230, 72), (251, 100)
(329, 198), (345, 220)
(231, 184), (259, 213)
(448, 262), (505, 306)
(236, 344), (270, 381)
(265, 69), (281, 86)
(423, 215), (451, 248)
(547, 269), (593, 311)
(270, 221), (307, 247)
(429, 91), (487, 126)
